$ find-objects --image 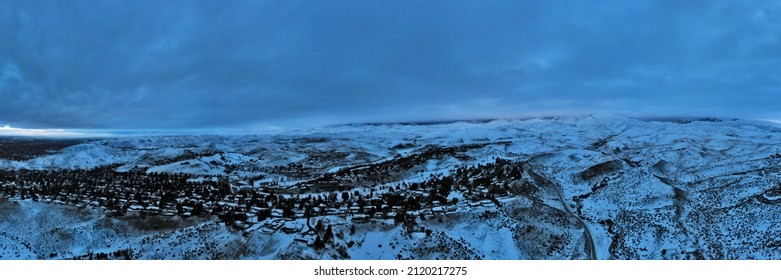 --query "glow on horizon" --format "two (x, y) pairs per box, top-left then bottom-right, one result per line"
(0, 124), (288, 138)
(761, 119), (781, 124)
(0, 125), (104, 138)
